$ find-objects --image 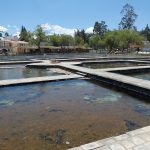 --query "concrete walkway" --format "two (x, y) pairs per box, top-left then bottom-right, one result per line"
(95, 65), (150, 72)
(26, 61), (150, 97)
(0, 74), (82, 87)
(59, 64), (150, 95)
(0, 60), (41, 65)
(68, 126), (150, 150)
